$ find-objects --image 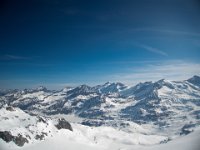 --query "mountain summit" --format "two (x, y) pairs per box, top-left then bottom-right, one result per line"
(187, 75), (200, 86)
